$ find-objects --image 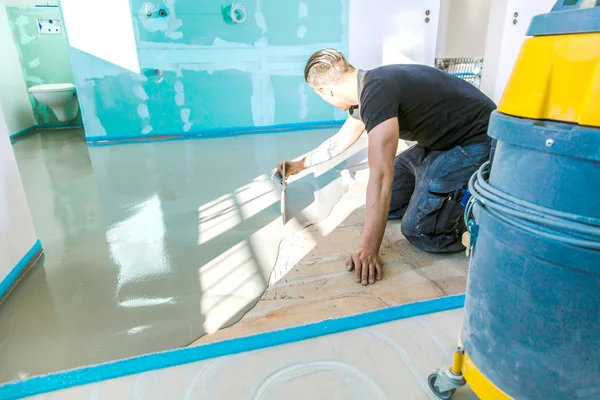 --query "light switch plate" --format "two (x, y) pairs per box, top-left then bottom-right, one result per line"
(37, 18), (62, 34)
